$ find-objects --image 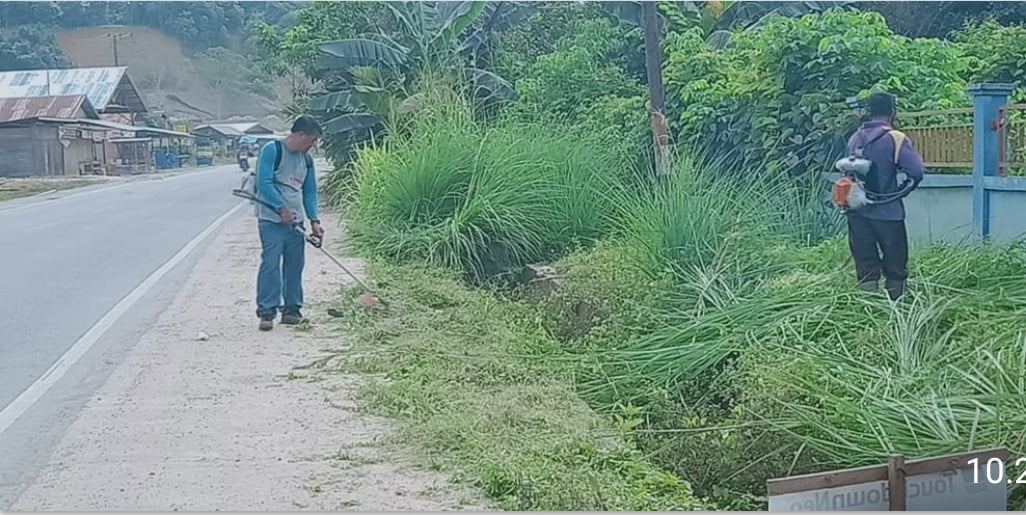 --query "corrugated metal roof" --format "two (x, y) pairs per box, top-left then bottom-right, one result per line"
(25, 116), (193, 138)
(211, 124), (248, 136)
(76, 118), (193, 138)
(0, 67), (128, 110)
(193, 122), (276, 136)
(109, 137), (153, 143)
(0, 95), (94, 123)
(194, 123), (251, 136)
